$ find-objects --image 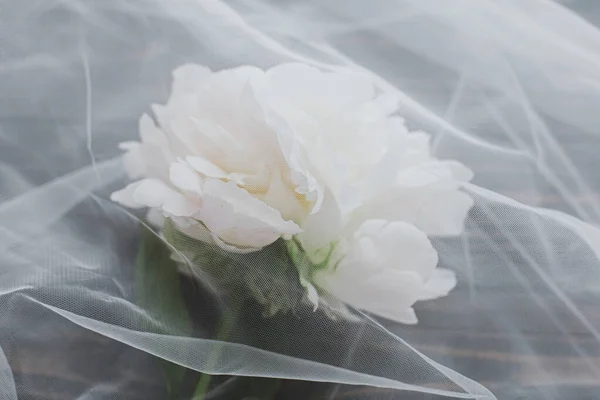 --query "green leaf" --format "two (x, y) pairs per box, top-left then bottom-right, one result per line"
(134, 224), (193, 399)
(164, 219), (305, 317)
